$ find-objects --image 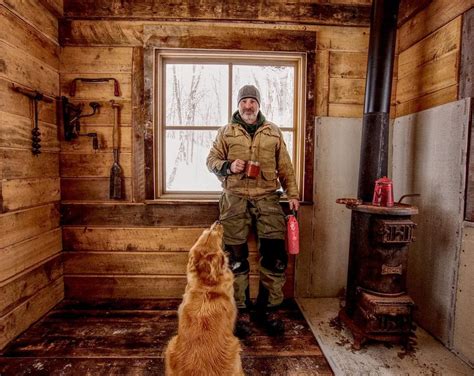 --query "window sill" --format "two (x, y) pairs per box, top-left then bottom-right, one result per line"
(145, 199), (313, 206)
